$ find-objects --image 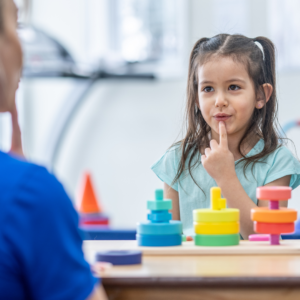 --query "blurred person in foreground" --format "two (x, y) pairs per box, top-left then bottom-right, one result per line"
(0, 0), (107, 299)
